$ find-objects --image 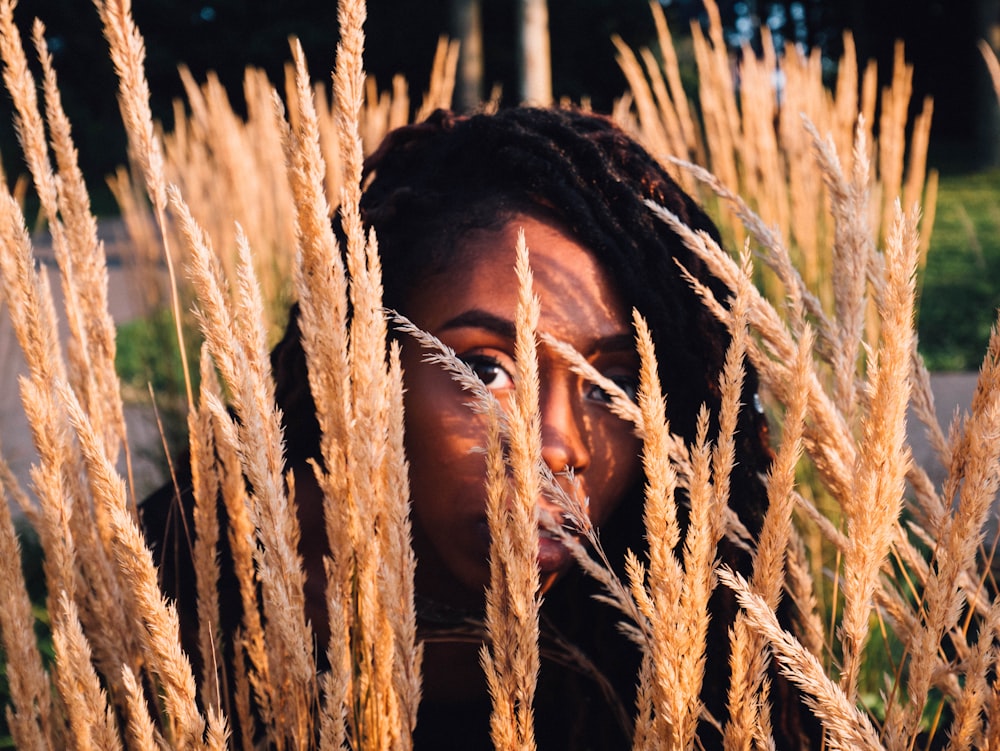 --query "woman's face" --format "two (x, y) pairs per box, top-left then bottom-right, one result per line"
(400, 213), (643, 604)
